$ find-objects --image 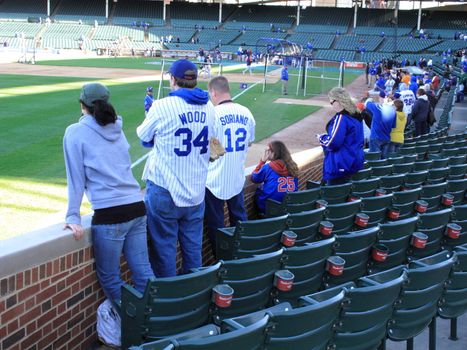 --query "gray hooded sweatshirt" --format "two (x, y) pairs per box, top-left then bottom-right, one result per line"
(63, 114), (142, 225)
